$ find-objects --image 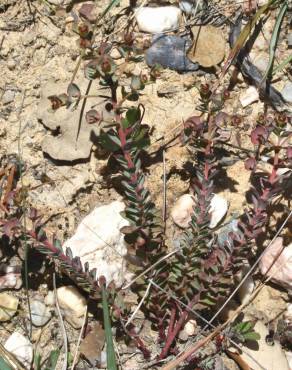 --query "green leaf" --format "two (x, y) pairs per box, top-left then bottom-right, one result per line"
(133, 128), (150, 149)
(101, 285), (118, 370)
(45, 350), (60, 370)
(84, 60), (99, 80)
(99, 130), (120, 151)
(100, 0), (120, 18)
(126, 107), (141, 126)
(261, 1), (288, 82)
(0, 357), (13, 370)
(34, 353), (42, 370)
(273, 54), (292, 75)
(243, 331), (261, 341)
